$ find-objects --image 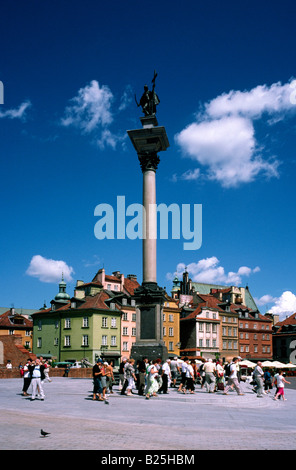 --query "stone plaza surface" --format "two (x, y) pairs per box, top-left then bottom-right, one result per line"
(0, 377), (296, 452)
